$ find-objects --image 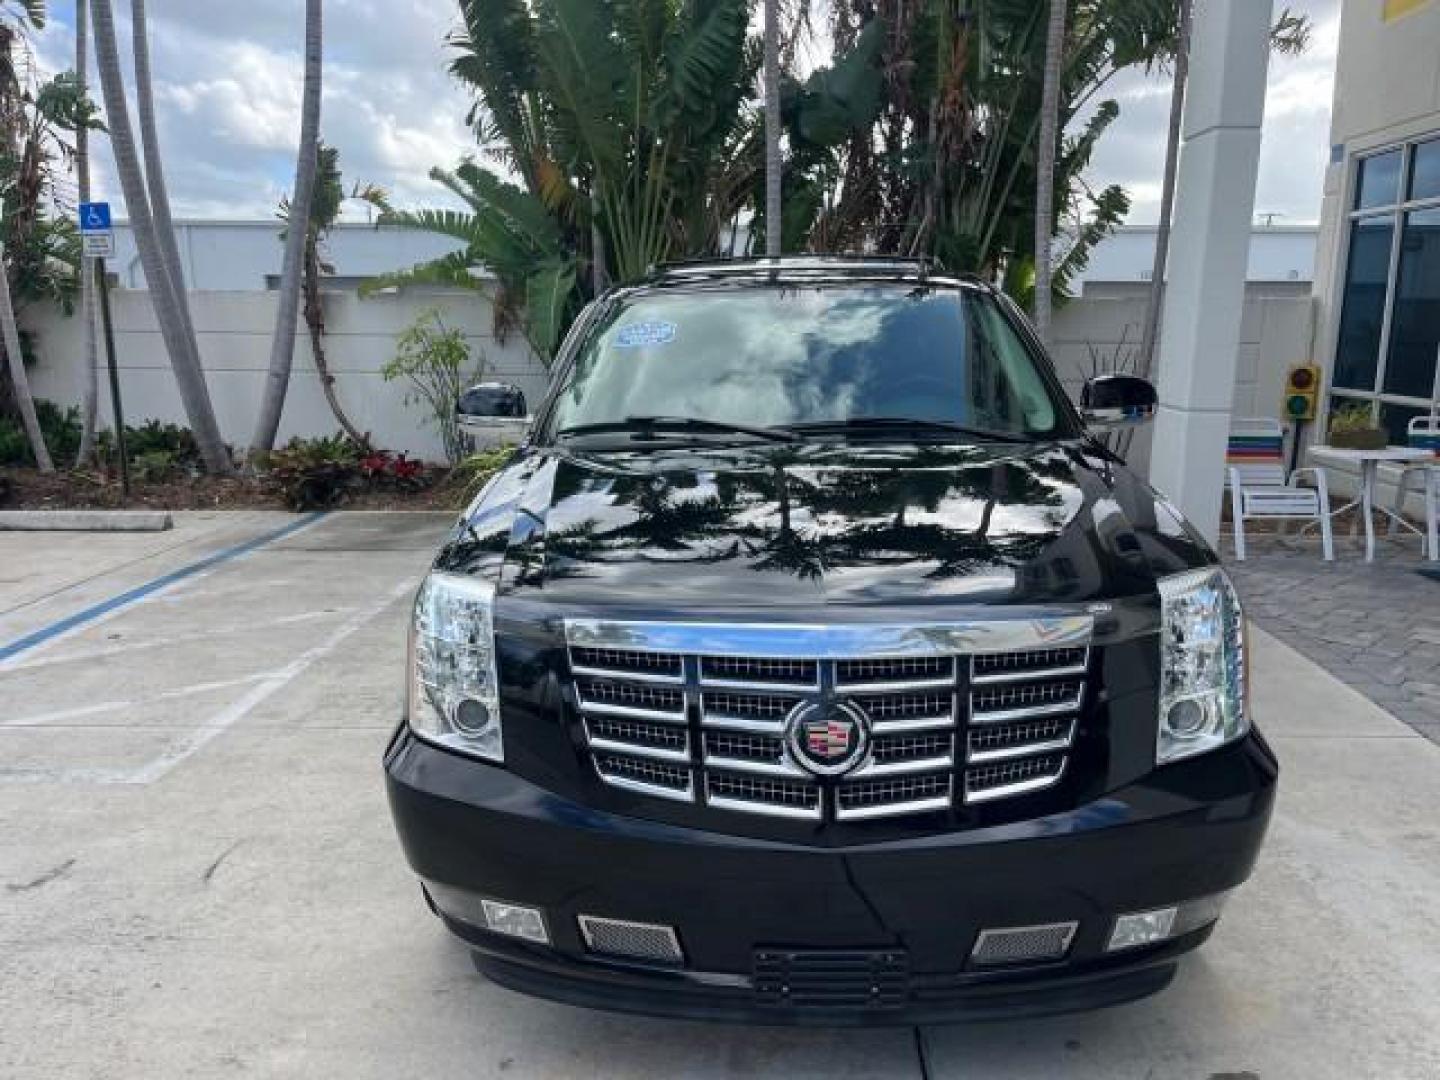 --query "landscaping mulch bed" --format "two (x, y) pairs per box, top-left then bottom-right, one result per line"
(0, 466), (463, 513)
